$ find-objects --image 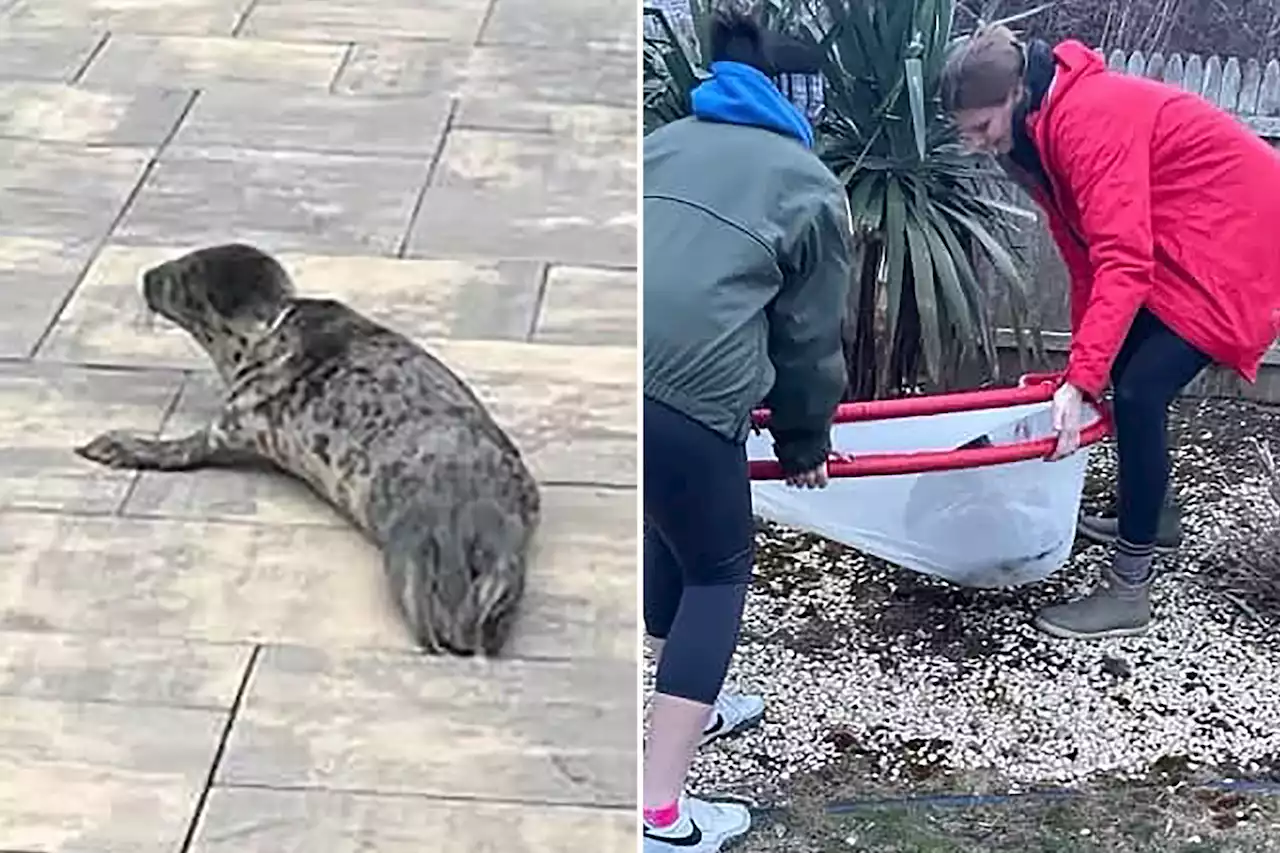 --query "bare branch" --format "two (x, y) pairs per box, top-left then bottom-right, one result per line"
(1249, 436), (1280, 511)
